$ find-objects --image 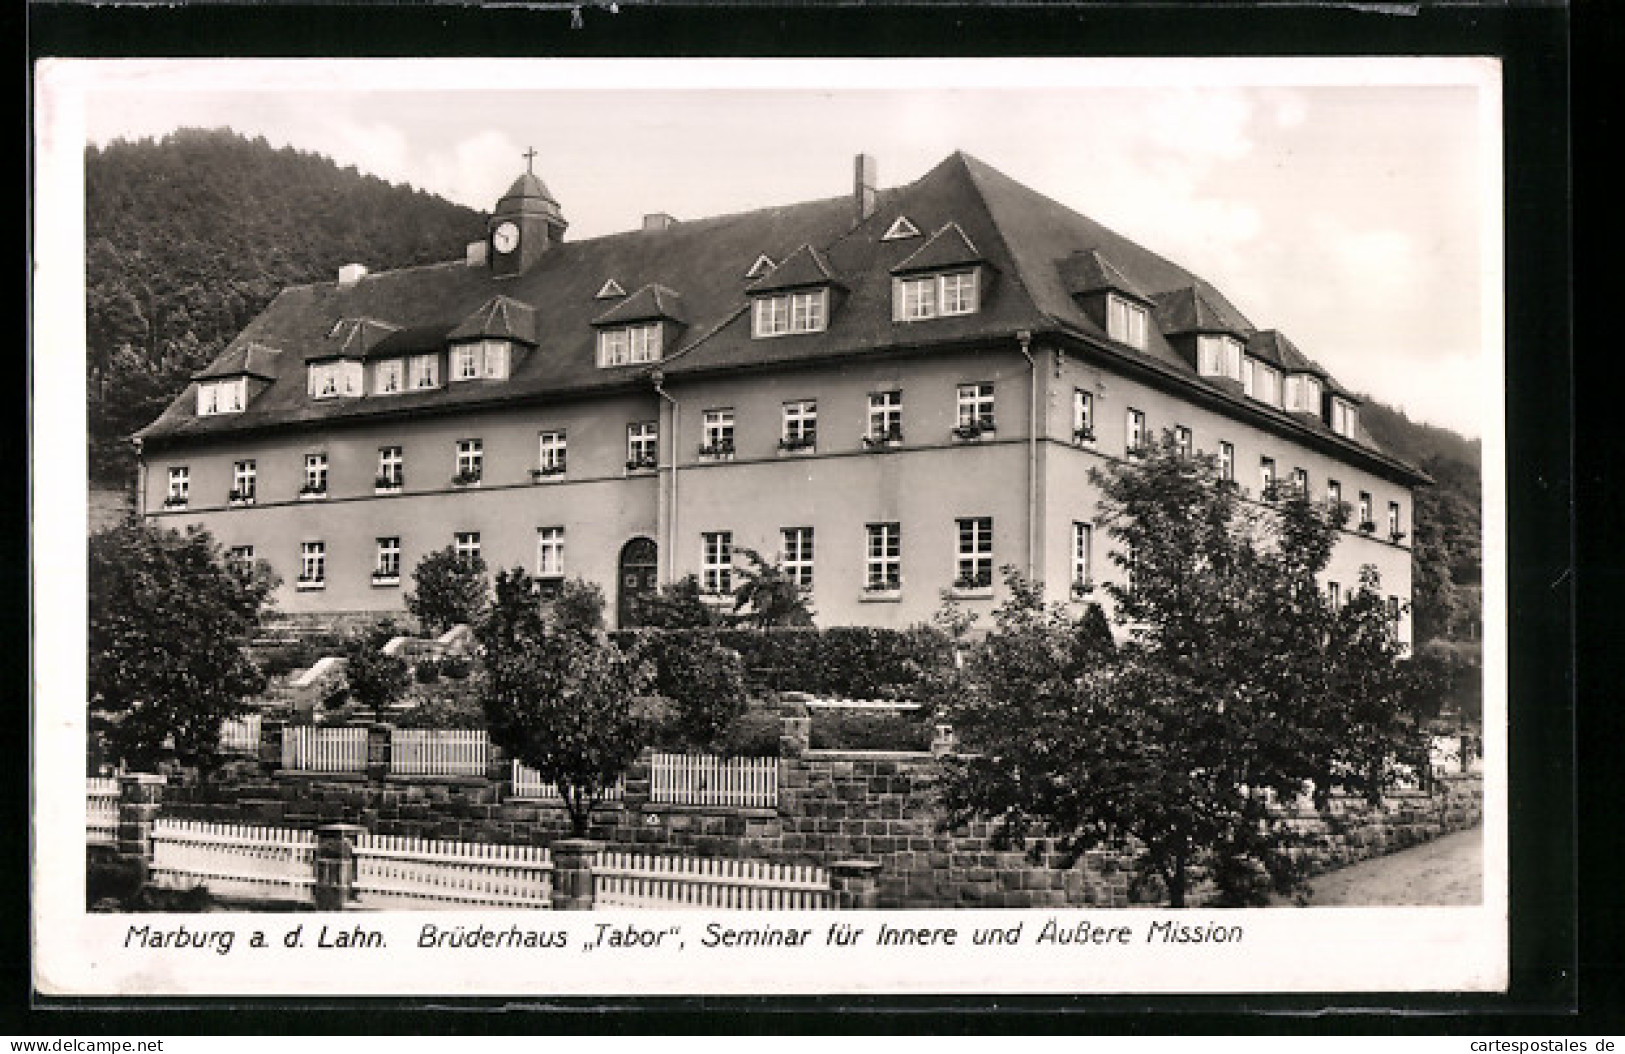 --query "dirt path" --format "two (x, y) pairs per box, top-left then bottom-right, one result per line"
(1294, 826), (1484, 907)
